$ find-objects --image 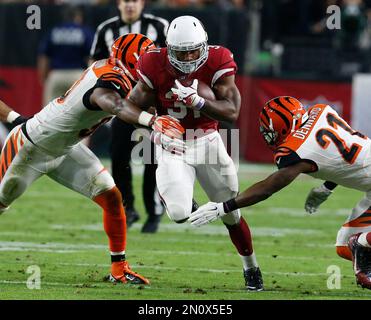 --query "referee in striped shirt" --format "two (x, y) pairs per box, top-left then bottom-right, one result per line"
(90, 0), (168, 233)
